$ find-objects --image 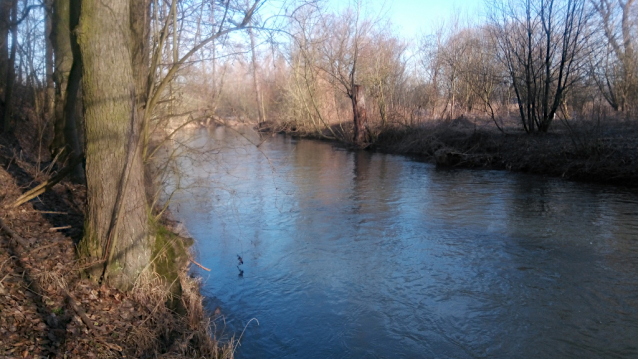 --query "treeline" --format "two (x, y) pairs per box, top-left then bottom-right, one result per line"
(1, 0), (636, 145)
(208, 0), (637, 144)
